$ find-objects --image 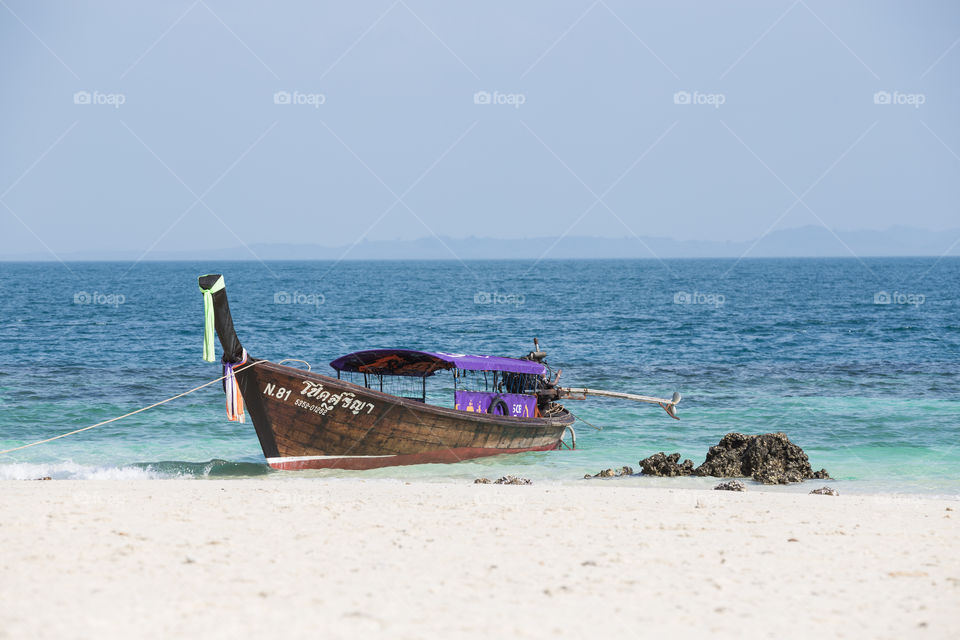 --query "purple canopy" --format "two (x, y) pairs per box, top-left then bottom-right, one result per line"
(329, 349), (548, 377)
